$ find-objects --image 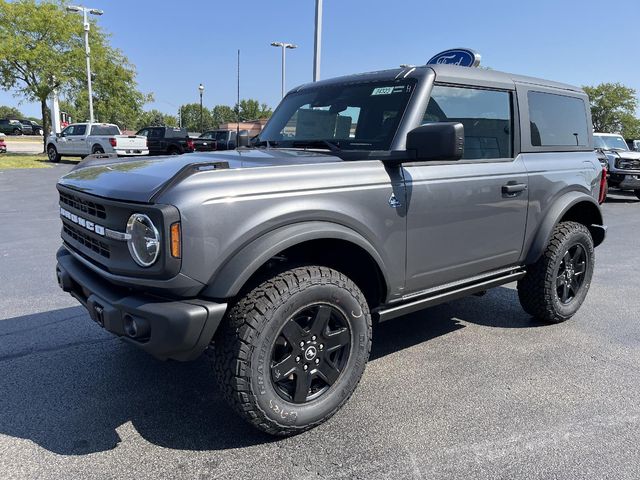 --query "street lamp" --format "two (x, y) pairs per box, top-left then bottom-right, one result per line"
(270, 42), (297, 99)
(198, 83), (204, 132)
(66, 5), (103, 123)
